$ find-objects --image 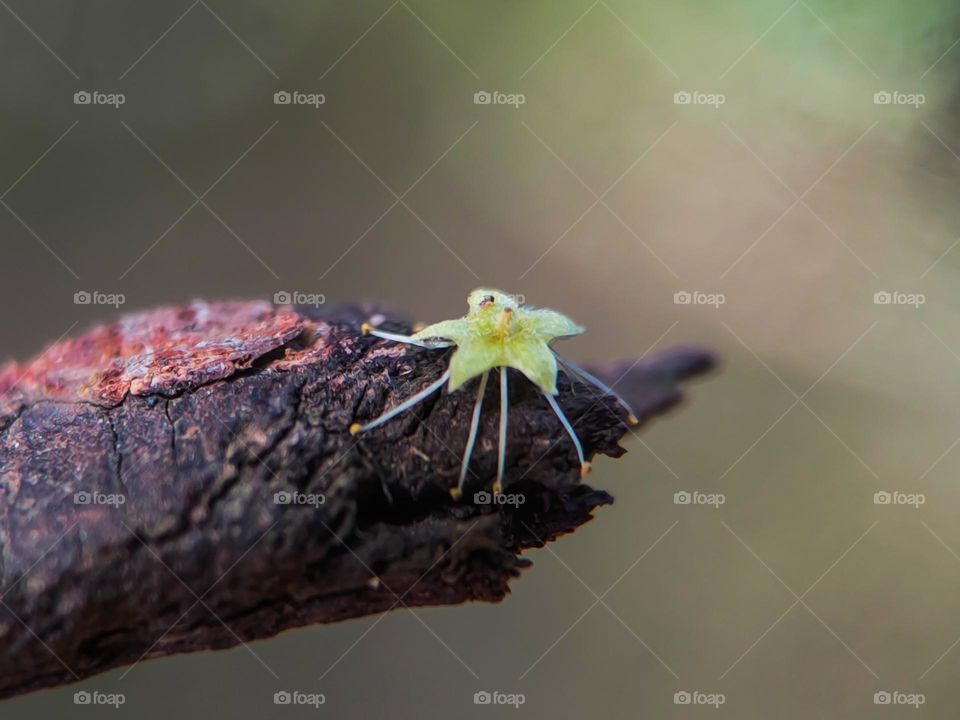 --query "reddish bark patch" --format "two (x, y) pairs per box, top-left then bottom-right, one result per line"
(0, 300), (305, 407)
